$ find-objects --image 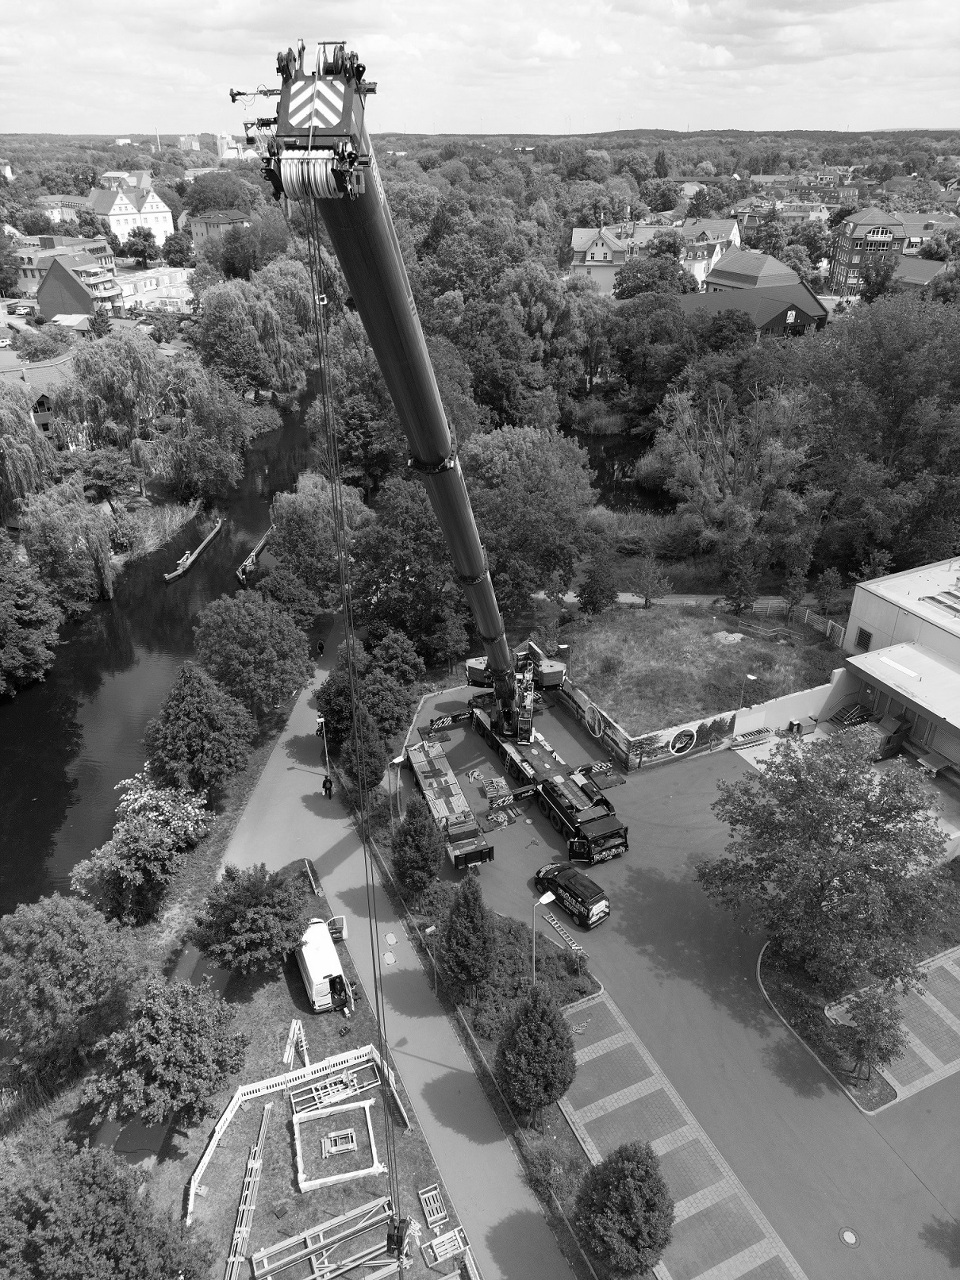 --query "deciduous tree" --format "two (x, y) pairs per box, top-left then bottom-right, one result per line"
(194, 591), (312, 719)
(574, 1142), (674, 1277)
(0, 1140), (214, 1280)
(84, 977), (247, 1126)
(392, 795), (445, 898)
(494, 986), (576, 1129)
(0, 382), (56, 523)
(0, 895), (136, 1084)
(847, 988), (907, 1082)
(342, 707), (388, 790)
(633, 553), (673, 608)
(577, 553), (618, 615)
(0, 530), (62, 695)
(144, 662), (256, 799)
(696, 731), (945, 997)
(192, 864), (309, 974)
